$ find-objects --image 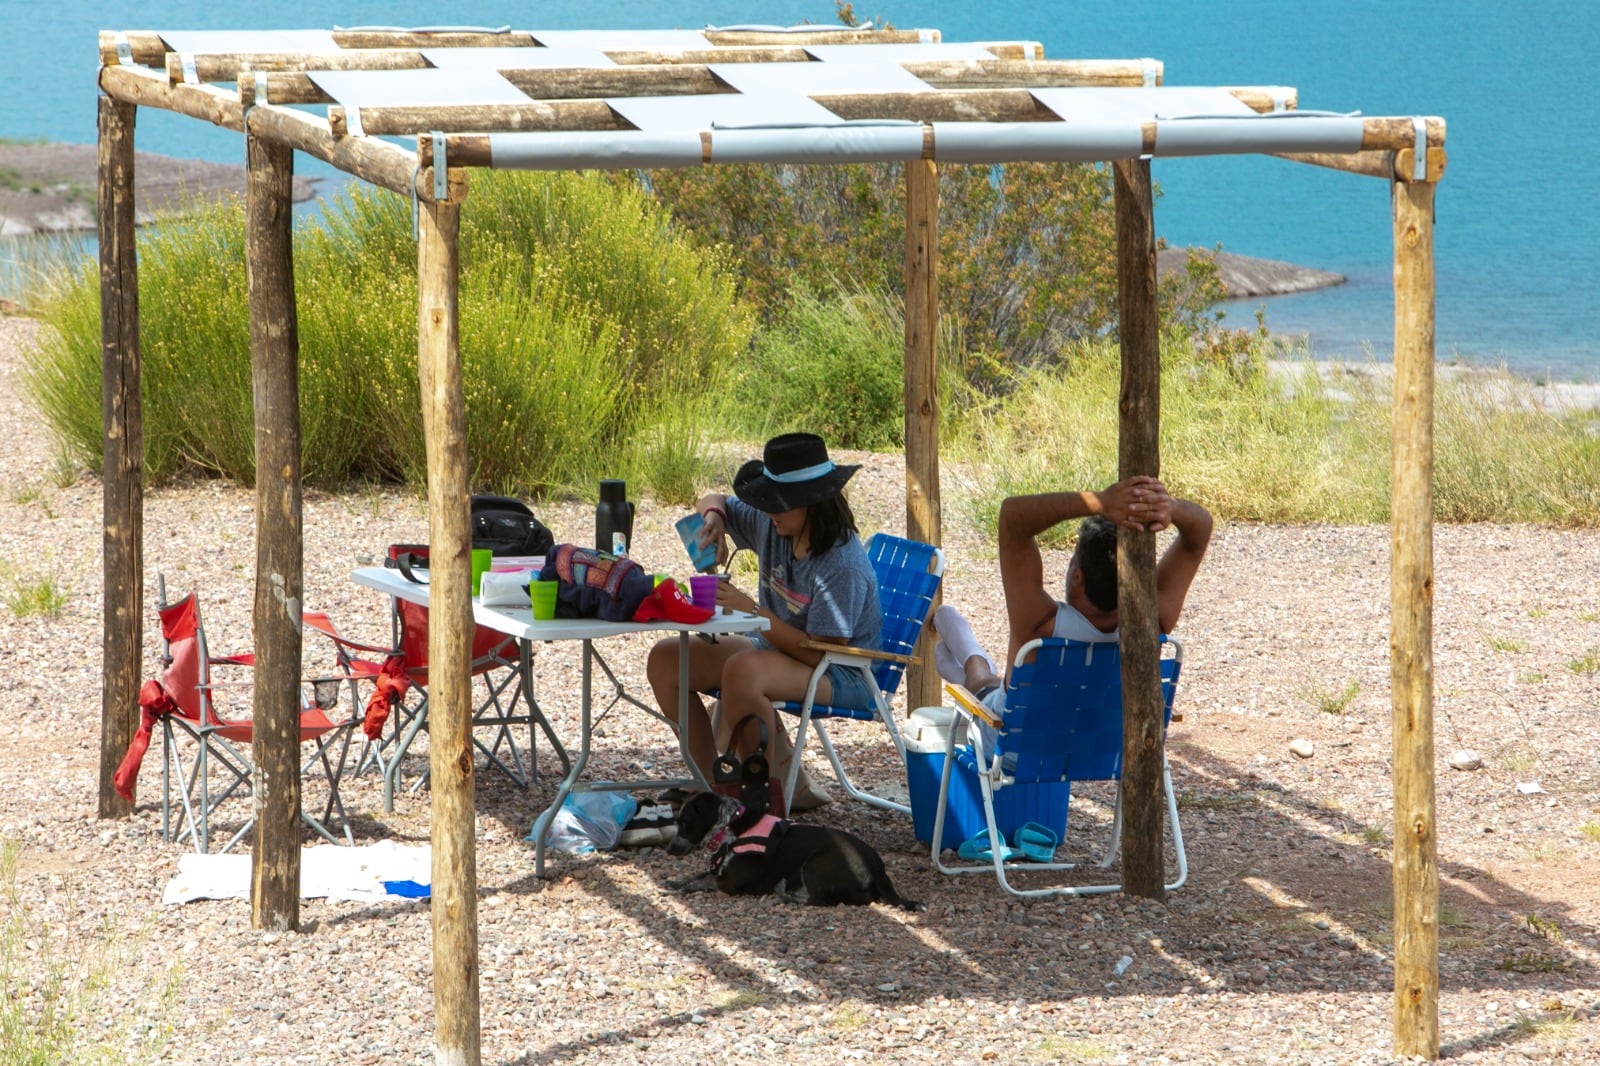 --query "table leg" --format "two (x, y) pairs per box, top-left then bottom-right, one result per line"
(519, 638), (570, 783)
(677, 630), (710, 791)
(531, 638), (597, 878)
